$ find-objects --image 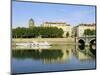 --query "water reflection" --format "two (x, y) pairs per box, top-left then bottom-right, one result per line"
(12, 49), (72, 64)
(78, 39), (85, 50)
(89, 39), (96, 55)
(12, 45), (95, 64)
(78, 45), (85, 50)
(77, 43), (96, 57)
(12, 45), (96, 74)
